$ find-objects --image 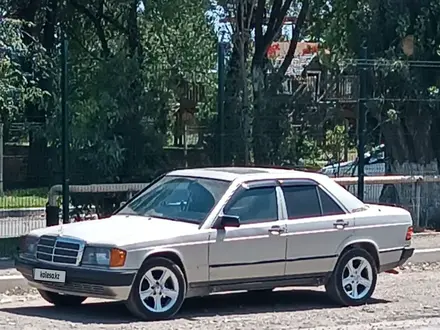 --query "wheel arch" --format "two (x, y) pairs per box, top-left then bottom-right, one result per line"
(141, 249), (188, 280)
(337, 239), (380, 270)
